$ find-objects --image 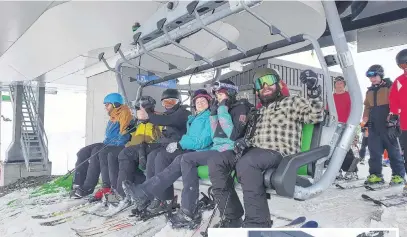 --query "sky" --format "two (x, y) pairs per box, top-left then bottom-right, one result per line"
(0, 42), (406, 175)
